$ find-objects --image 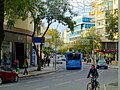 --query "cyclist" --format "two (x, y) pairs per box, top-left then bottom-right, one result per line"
(87, 65), (99, 88)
